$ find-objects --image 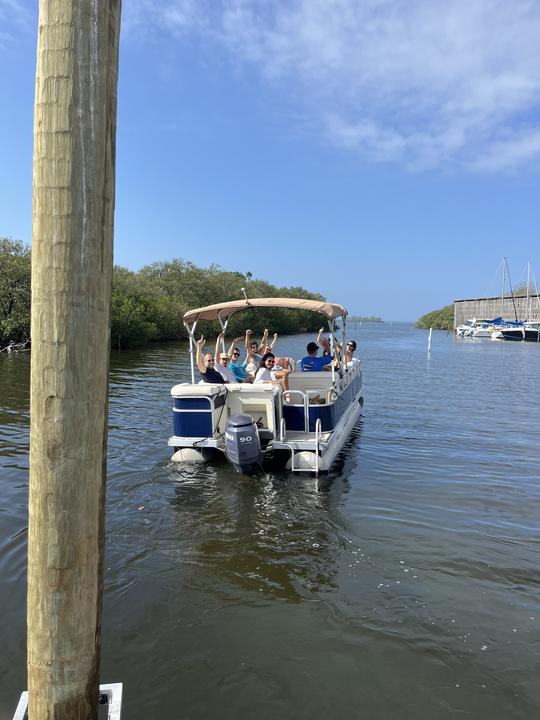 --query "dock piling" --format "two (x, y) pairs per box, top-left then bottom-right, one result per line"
(27, 1), (122, 717)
